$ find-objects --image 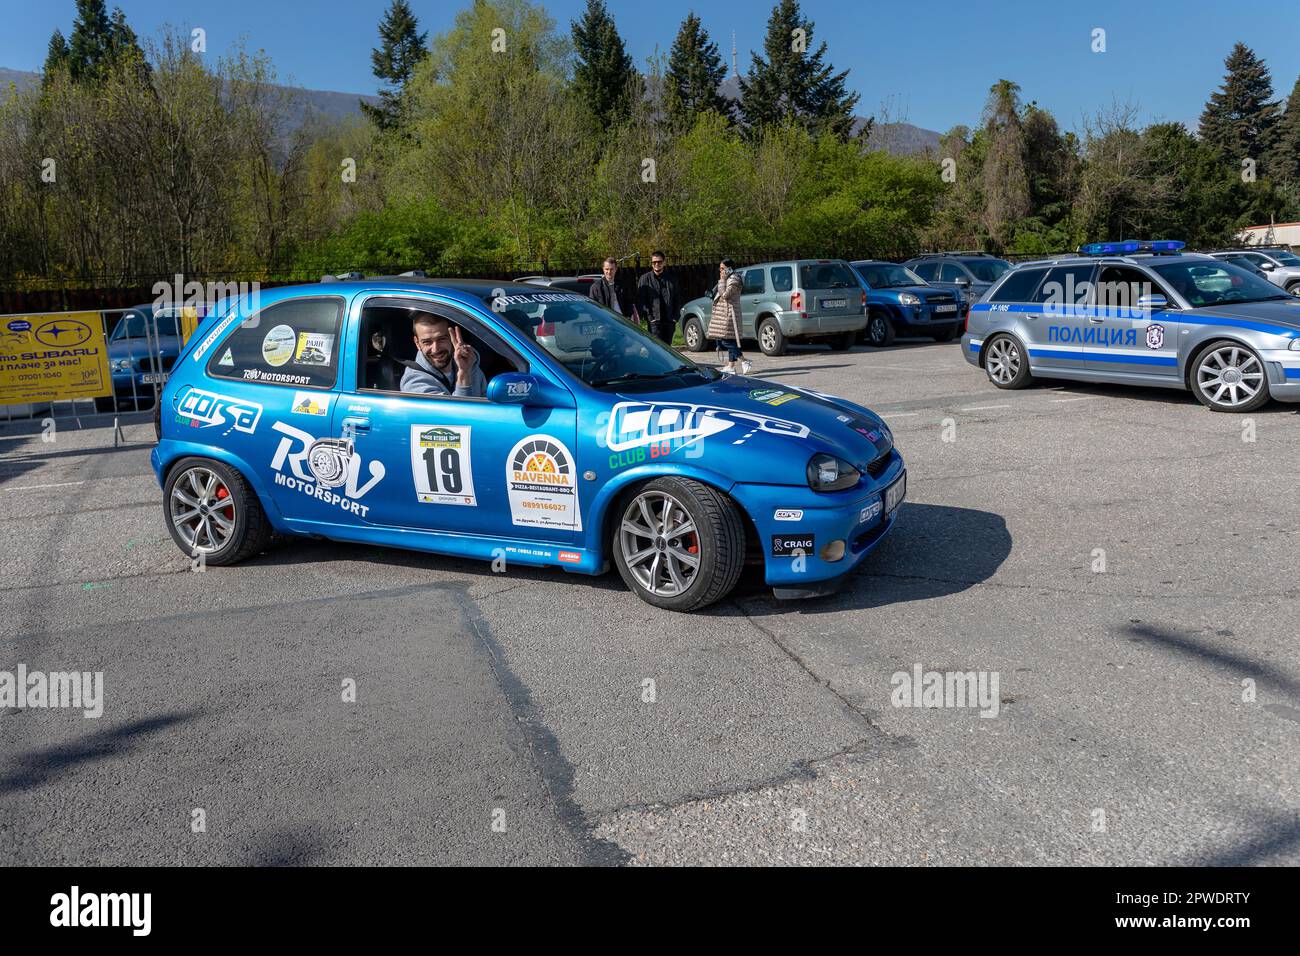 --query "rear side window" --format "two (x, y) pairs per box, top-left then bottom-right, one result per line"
(989, 268), (1047, 303)
(799, 262), (858, 289)
(770, 266), (793, 292)
(938, 263), (966, 282)
(207, 297), (344, 388)
(742, 269), (766, 294)
(1031, 266), (1096, 308)
(911, 262), (938, 280)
